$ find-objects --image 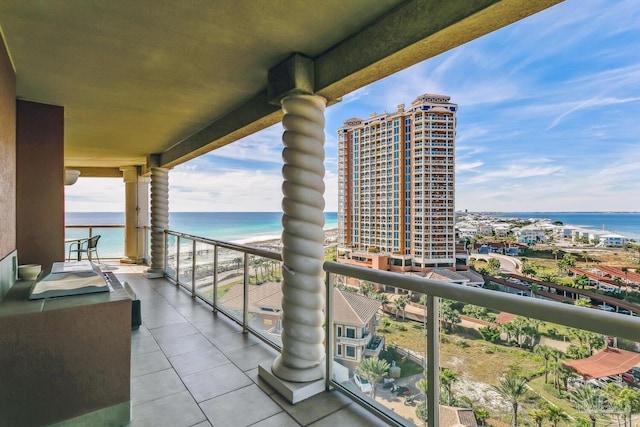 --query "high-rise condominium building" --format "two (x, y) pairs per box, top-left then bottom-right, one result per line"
(337, 94), (457, 272)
